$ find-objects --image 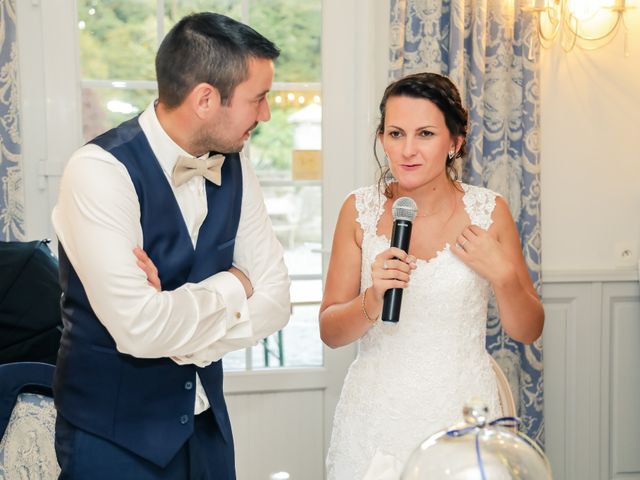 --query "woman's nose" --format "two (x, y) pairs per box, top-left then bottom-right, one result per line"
(402, 138), (416, 157)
